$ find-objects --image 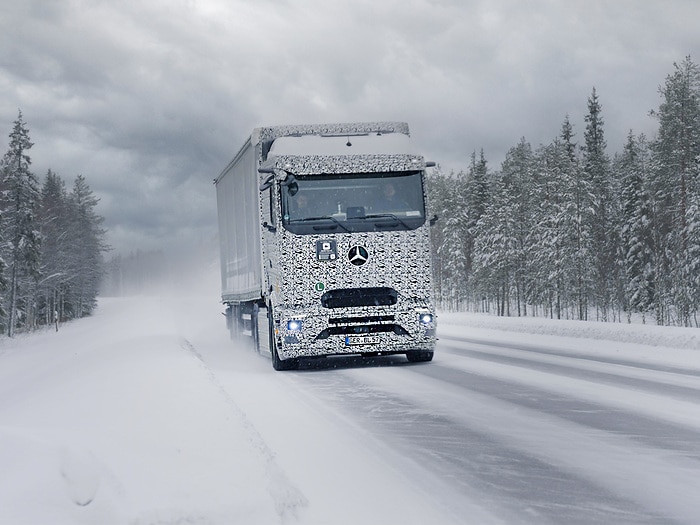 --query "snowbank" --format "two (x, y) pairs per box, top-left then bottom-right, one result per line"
(438, 310), (700, 373)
